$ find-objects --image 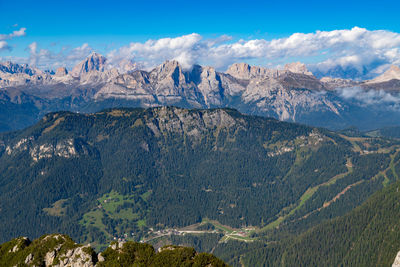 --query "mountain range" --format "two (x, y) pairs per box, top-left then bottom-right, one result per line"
(2, 52), (400, 132)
